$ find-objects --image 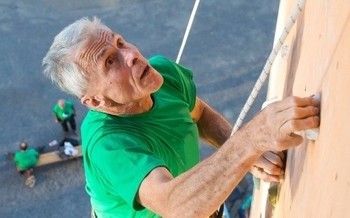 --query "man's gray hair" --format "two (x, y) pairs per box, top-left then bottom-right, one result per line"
(42, 17), (110, 98)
